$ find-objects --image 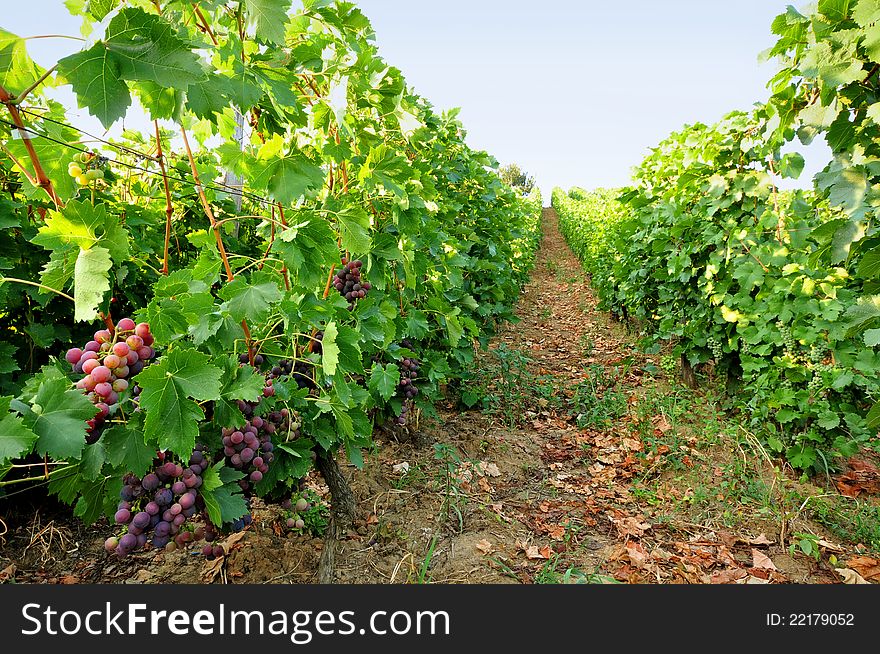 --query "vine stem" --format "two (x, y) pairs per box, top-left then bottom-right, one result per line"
(278, 203), (291, 291)
(8, 65), (57, 105)
(180, 125), (234, 282)
(0, 142), (38, 185)
(23, 34), (84, 42)
(192, 4), (219, 45)
(767, 158), (784, 244)
(0, 464), (73, 487)
(0, 277), (74, 302)
(0, 84), (62, 208)
(154, 121), (174, 276)
(179, 124), (254, 363)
